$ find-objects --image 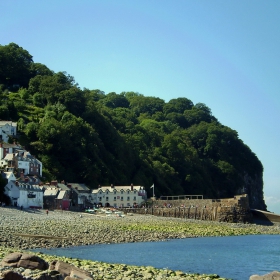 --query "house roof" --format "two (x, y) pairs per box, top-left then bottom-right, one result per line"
(92, 185), (144, 194)
(18, 175), (41, 185)
(15, 151), (42, 165)
(4, 154), (14, 161)
(44, 188), (59, 196)
(57, 183), (69, 190)
(3, 172), (15, 180)
(56, 190), (67, 199)
(67, 183), (90, 191)
(0, 143), (20, 149)
(18, 183), (42, 192)
(0, 121), (17, 127)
